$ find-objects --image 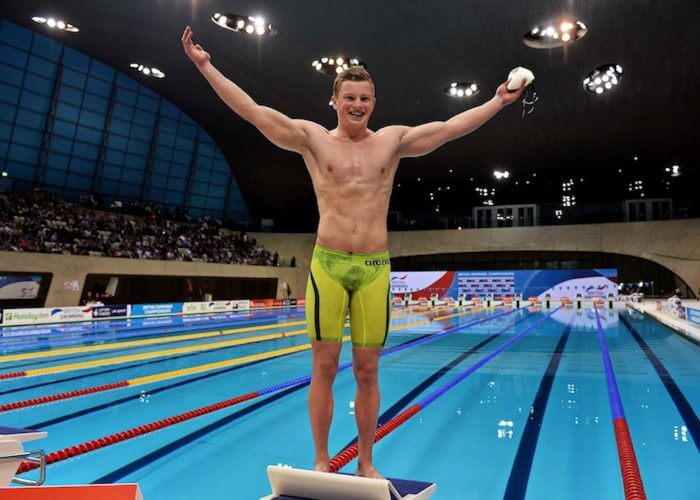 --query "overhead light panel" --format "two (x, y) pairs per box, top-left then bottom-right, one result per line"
(130, 63), (165, 79)
(312, 56), (364, 76)
(211, 13), (277, 36)
(444, 81), (479, 98)
(666, 164), (681, 177)
(31, 16), (79, 32)
(583, 64), (623, 94)
(523, 20), (586, 48)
